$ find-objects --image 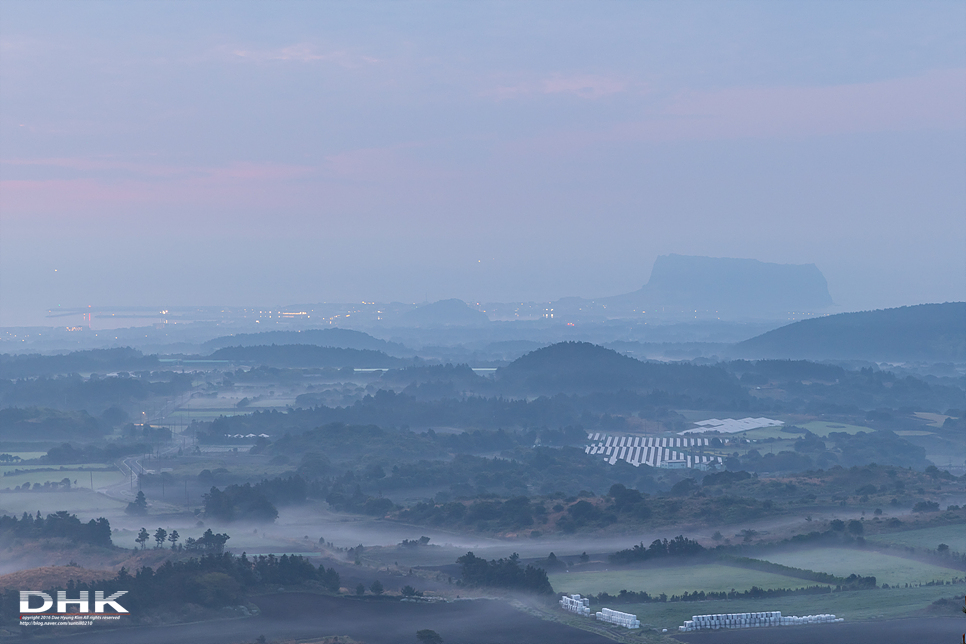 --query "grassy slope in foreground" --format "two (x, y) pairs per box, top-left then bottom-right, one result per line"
(733, 302), (966, 361)
(619, 583), (964, 631)
(759, 548), (963, 586)
(549, 564), (828, 597)
(866, 524), (966, 551)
